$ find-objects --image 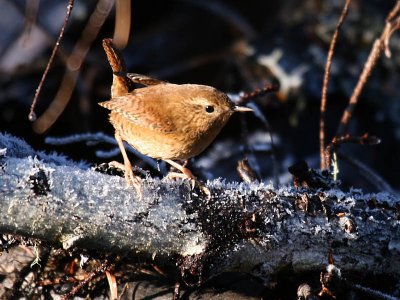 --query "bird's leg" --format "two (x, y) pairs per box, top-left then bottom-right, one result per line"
(165, 160), (210, 197)
(110, 132), (142, 195)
